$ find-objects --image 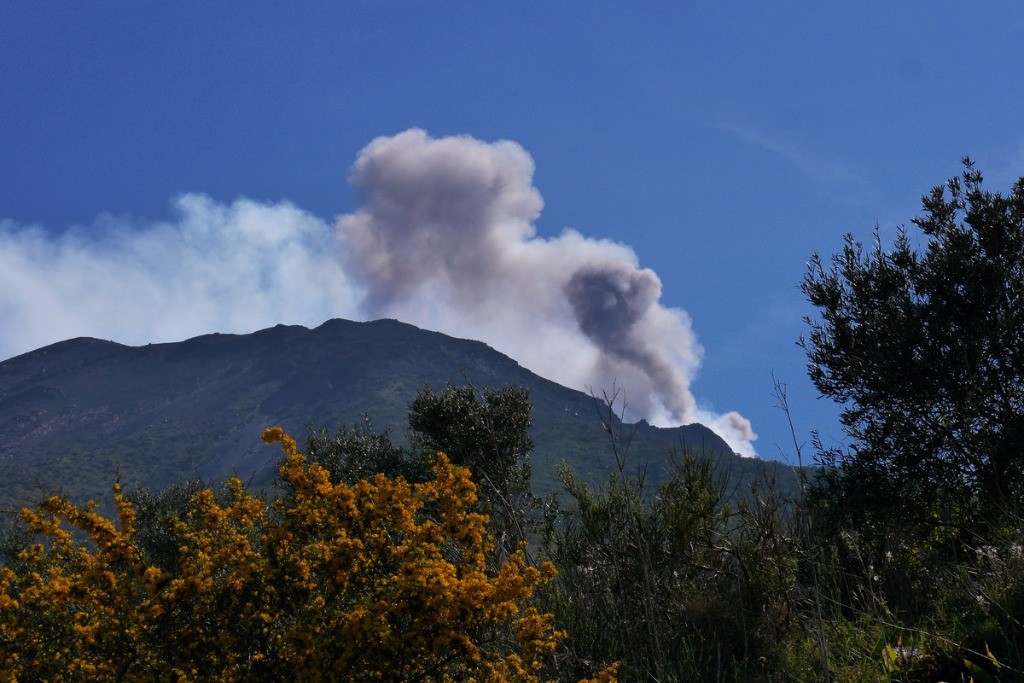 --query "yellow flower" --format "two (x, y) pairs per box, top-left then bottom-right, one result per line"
(0, 428), (598, 682)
